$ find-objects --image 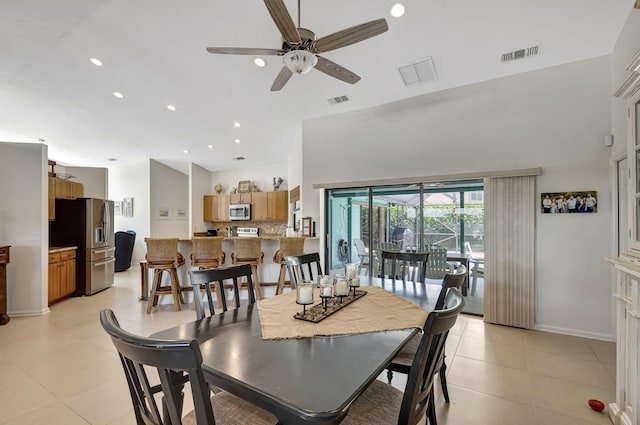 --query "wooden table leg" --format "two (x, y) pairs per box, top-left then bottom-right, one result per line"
(0, 262), (9, 325)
